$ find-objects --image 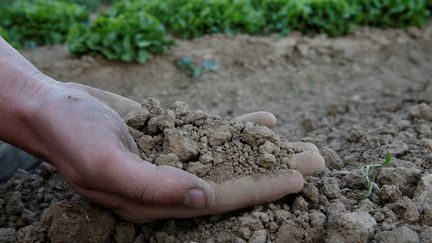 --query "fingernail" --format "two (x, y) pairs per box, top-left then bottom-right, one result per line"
(184, 189), (207, 209)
